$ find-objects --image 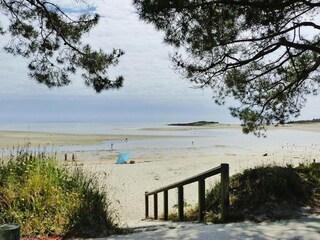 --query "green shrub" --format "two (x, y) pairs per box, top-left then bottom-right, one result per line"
(229, 166), (312, 206)
(203, 163), (319, 222)
(296, 162), (320, 190)
(0, 151), (118, 238)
